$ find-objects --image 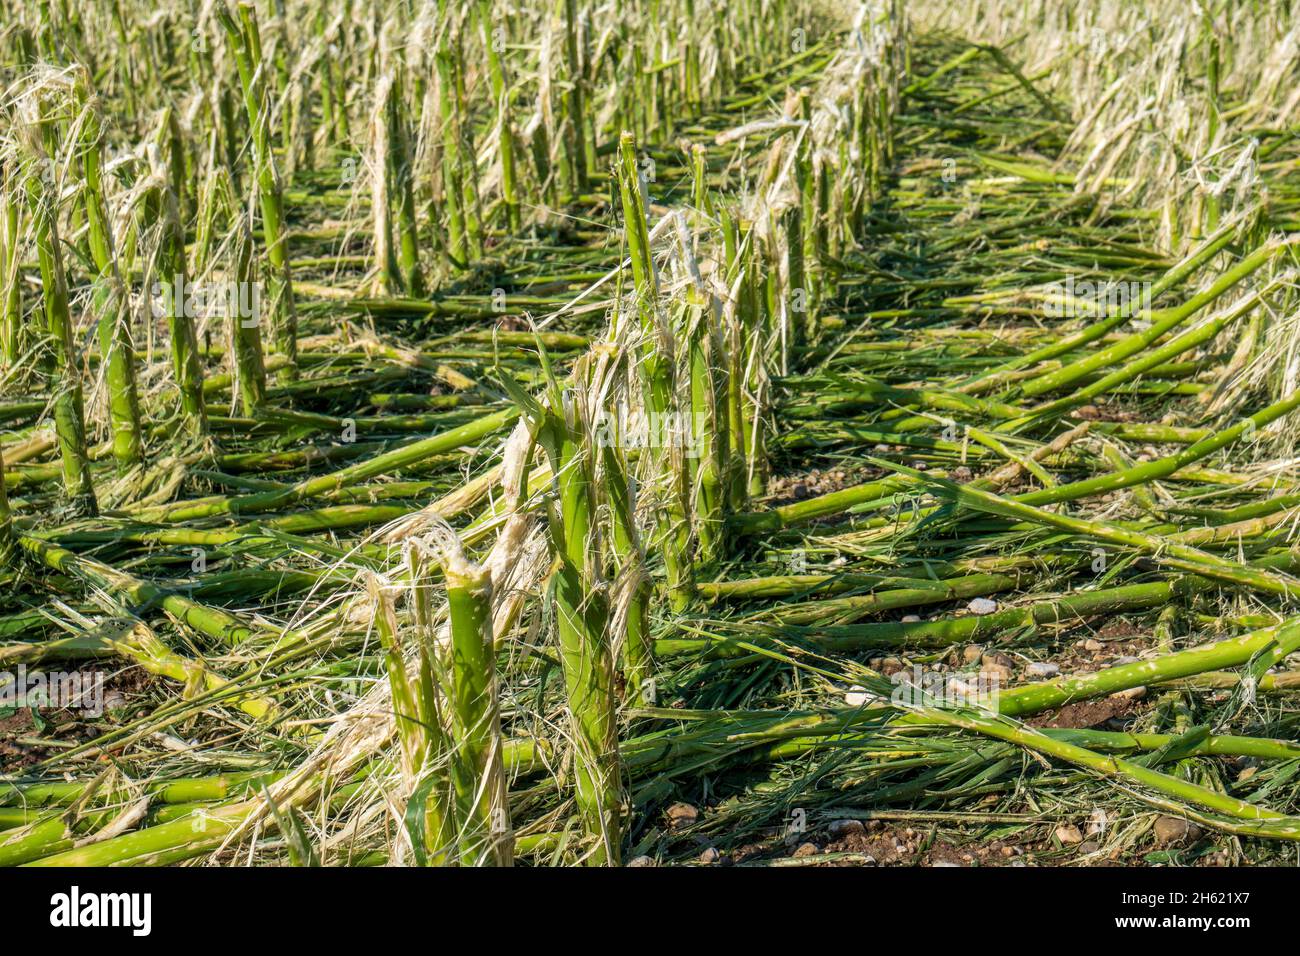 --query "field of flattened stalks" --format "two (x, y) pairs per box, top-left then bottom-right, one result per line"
(2, 0), (1300, 869)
